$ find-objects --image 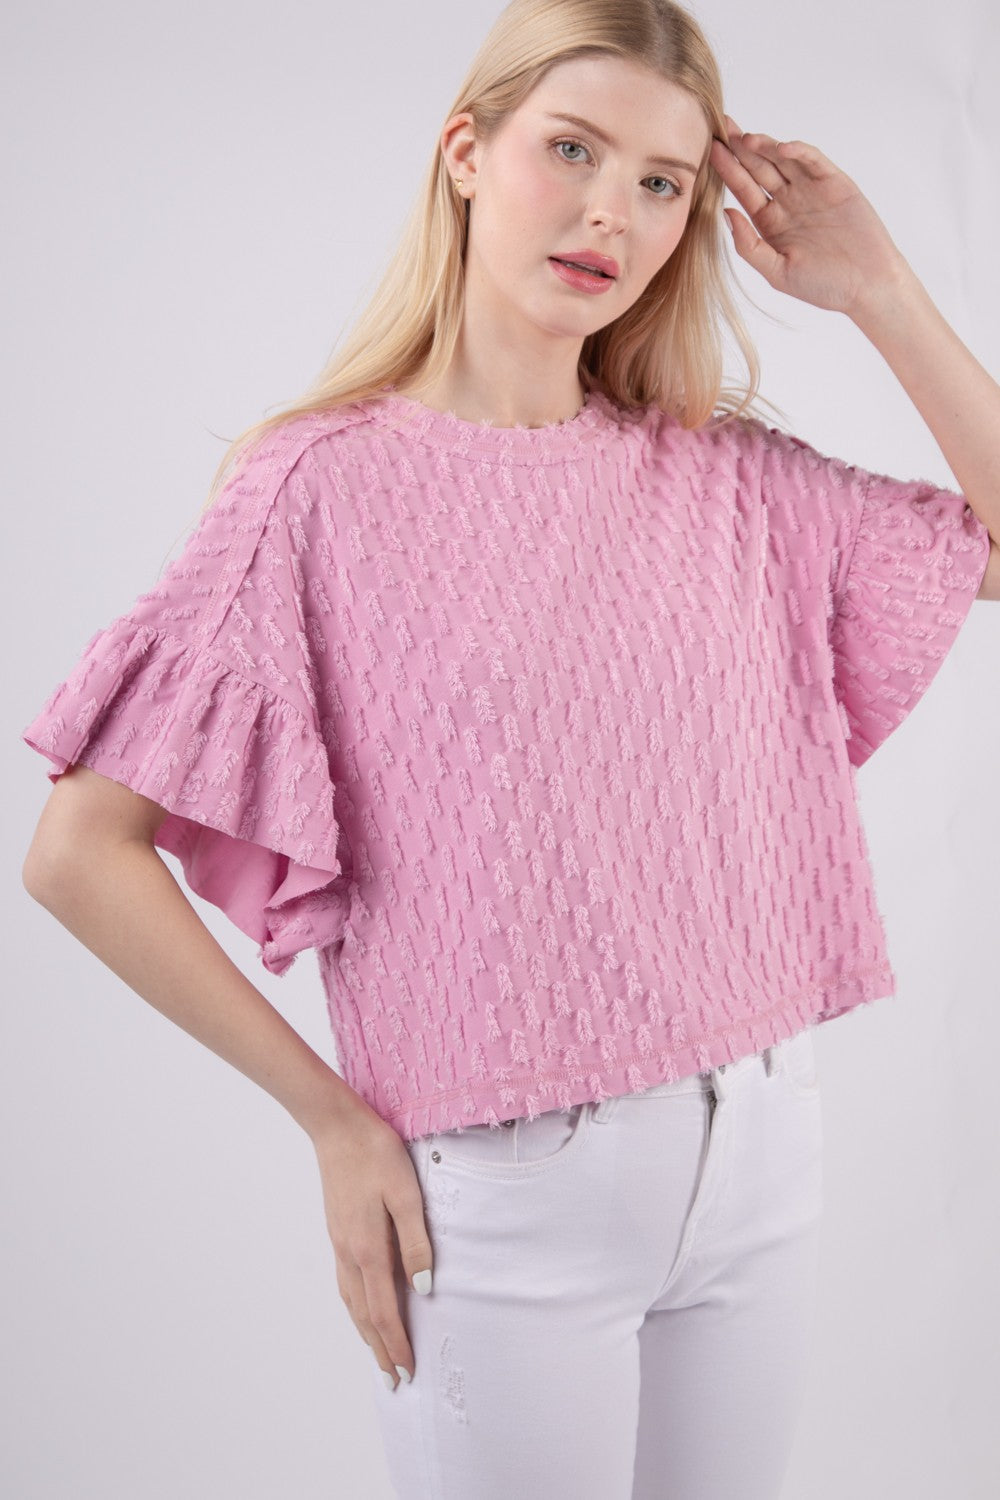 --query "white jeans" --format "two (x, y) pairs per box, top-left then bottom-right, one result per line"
(371, 1028), (824, 1499)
